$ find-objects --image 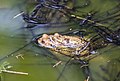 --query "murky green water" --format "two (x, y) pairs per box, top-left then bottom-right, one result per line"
(0, 0), (120, 81)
